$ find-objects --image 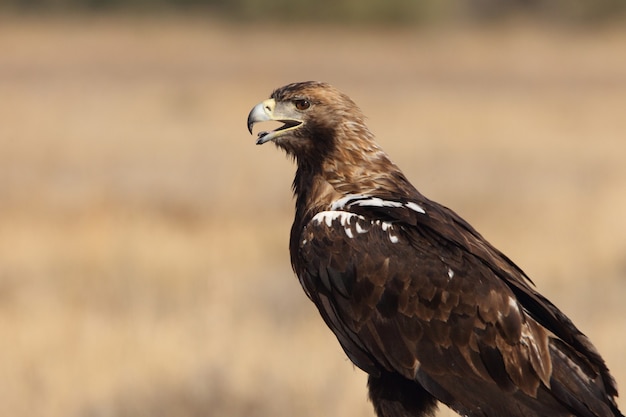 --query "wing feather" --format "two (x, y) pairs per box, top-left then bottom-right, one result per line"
(294, 200), (619, 416)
